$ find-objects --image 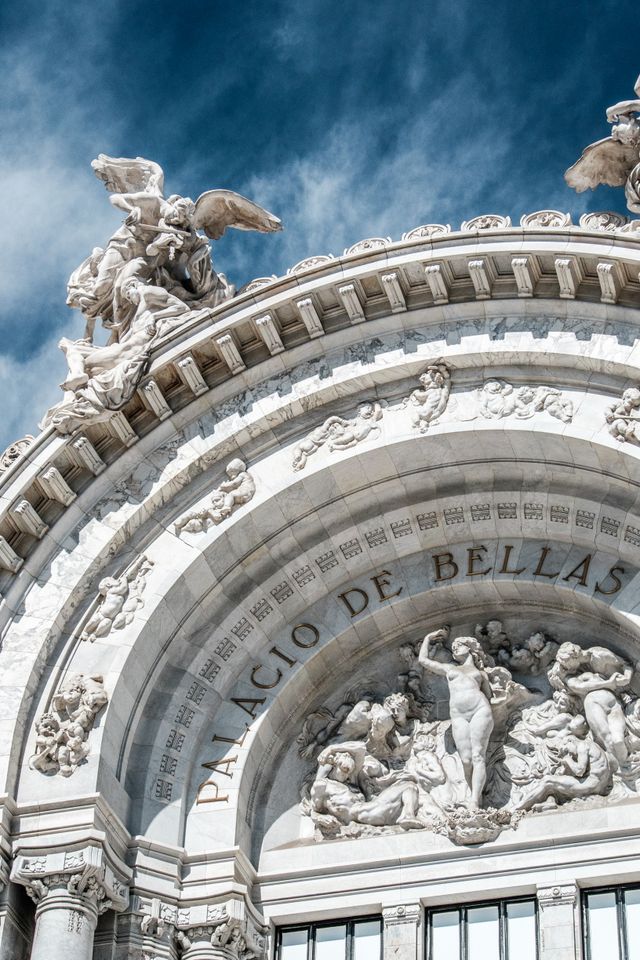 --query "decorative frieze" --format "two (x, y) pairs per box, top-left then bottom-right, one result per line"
(80, 555), (153, 641)
(292, 401), (383, 471)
